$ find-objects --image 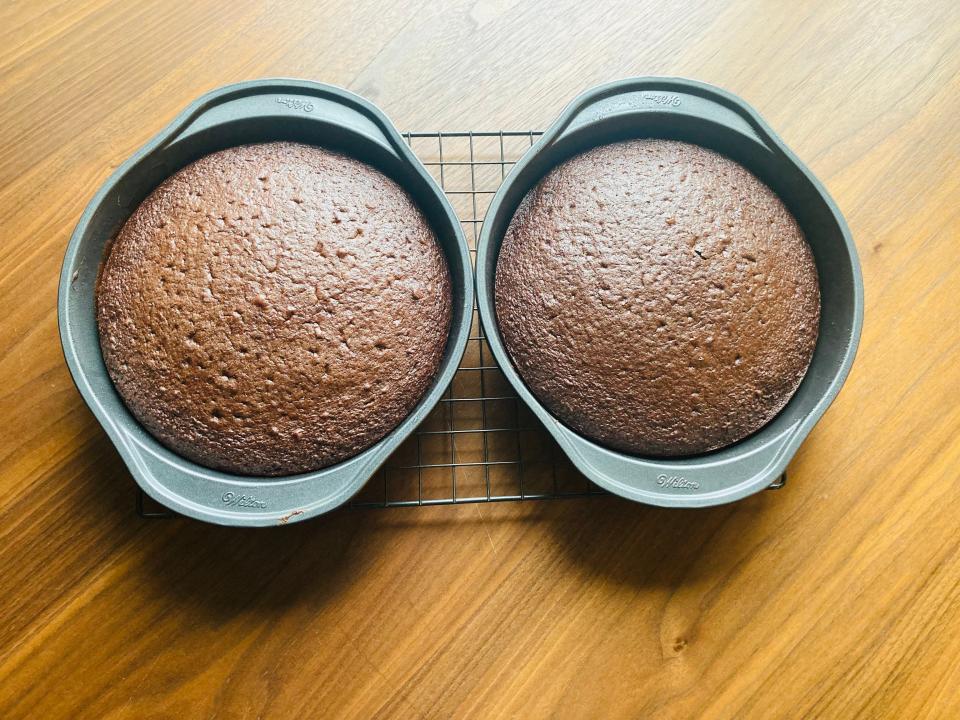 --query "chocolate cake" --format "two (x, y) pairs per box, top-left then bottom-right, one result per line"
(494, 139), (819, 456)
(97, 141), (451, 476)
